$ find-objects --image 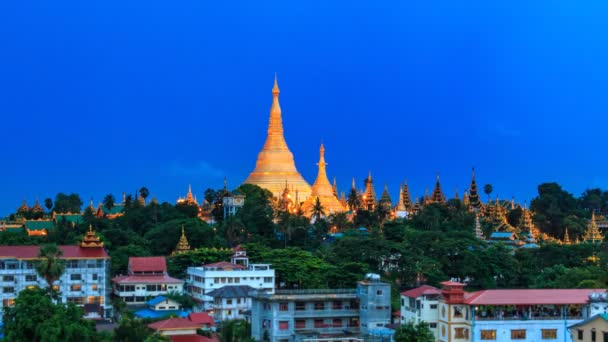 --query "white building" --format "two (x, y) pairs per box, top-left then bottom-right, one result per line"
(186, 246), (275, 321)
(0, 228), (112, 320)
(112, 256), (183, 305)
(400, 285), (441, 337)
